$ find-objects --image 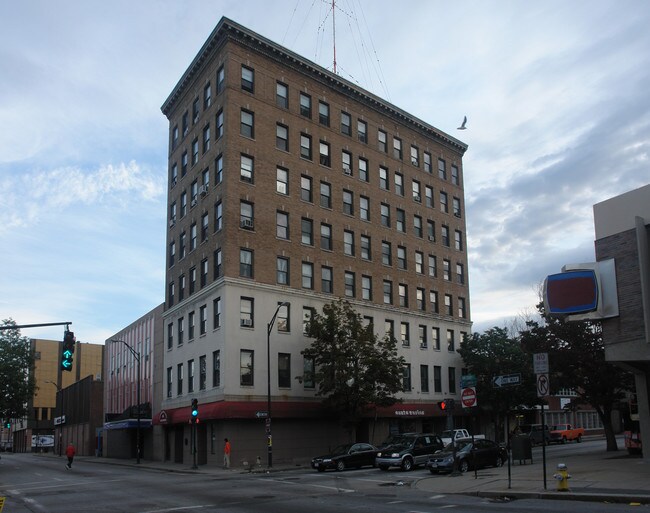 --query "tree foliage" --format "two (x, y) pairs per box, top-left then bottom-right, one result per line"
(0, 319), (35, 420)
(519, 304), (633, 451)
(302, 300), (405, 428)
(458, 327), (539, 440)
